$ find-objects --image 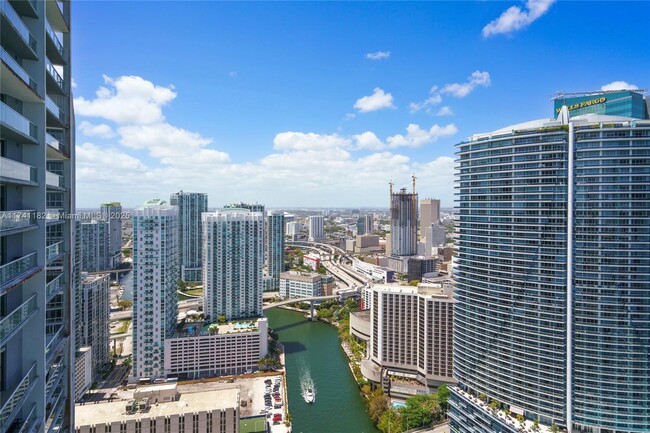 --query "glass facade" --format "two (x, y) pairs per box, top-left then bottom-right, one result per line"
(553, 90), (648, 119)
(451, 98), (650, 433)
